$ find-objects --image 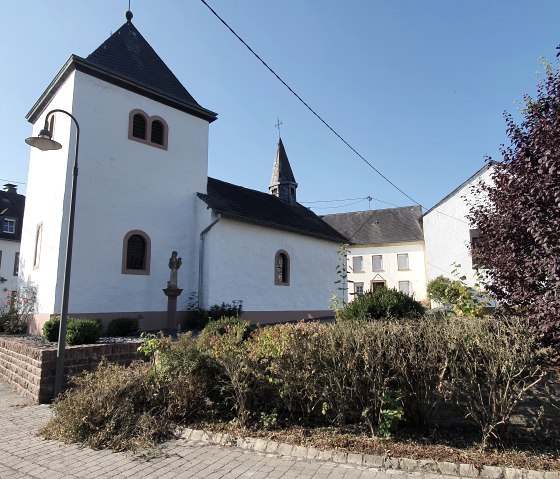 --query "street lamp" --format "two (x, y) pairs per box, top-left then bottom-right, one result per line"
(25, 109), (80, 397)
